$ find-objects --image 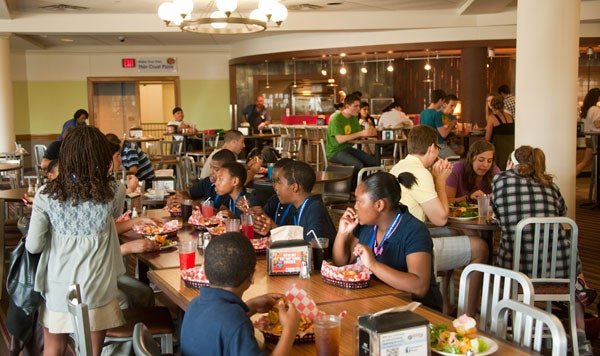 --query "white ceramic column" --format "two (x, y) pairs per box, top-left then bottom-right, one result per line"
(515, 0), (580, 217)
(0, 34), (15, 152)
